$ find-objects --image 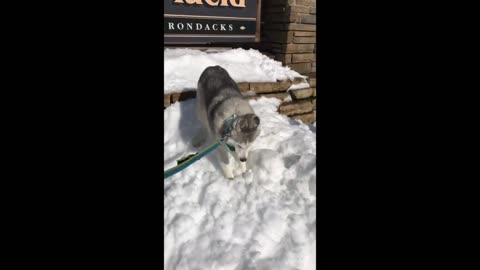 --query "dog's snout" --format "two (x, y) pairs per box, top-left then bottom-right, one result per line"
(240, 158), (247, 162)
